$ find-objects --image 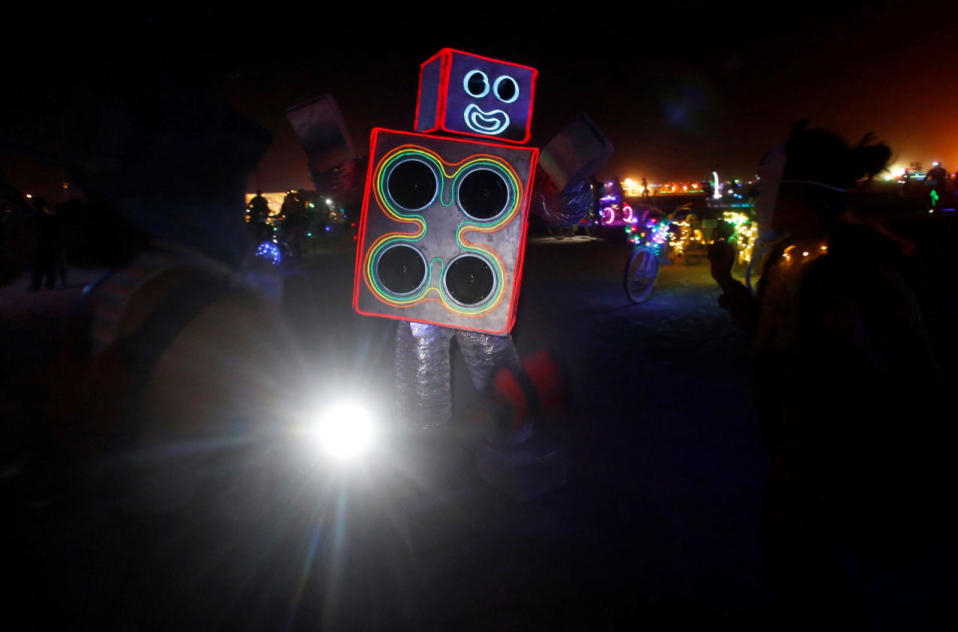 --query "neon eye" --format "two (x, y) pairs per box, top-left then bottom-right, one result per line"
(493, 75), (518, 103)
(463, 70), (489, 98)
